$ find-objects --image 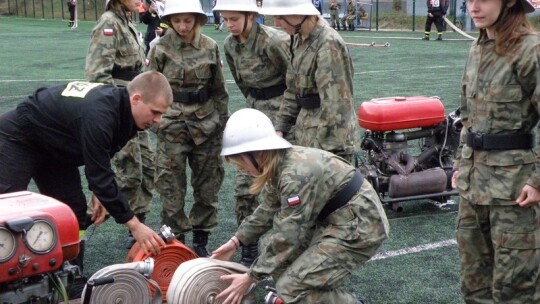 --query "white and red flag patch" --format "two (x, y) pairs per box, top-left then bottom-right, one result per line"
(103, 28), (114, 36)
(287, 195), (301, 207)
